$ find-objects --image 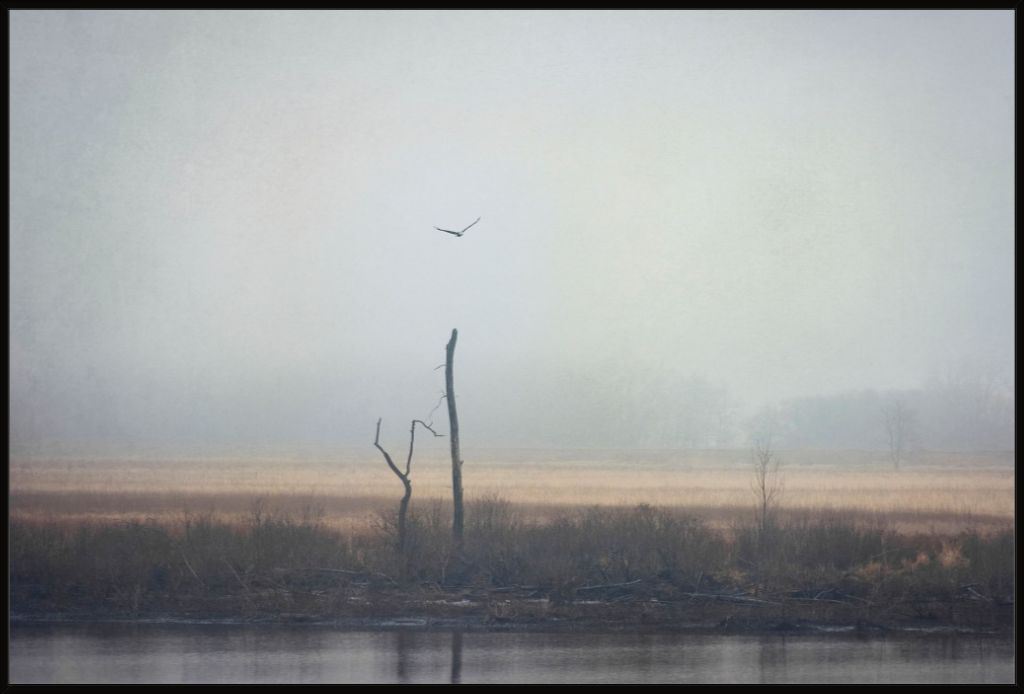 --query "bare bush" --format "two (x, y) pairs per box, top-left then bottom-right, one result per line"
(751, 432), (784, 536)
